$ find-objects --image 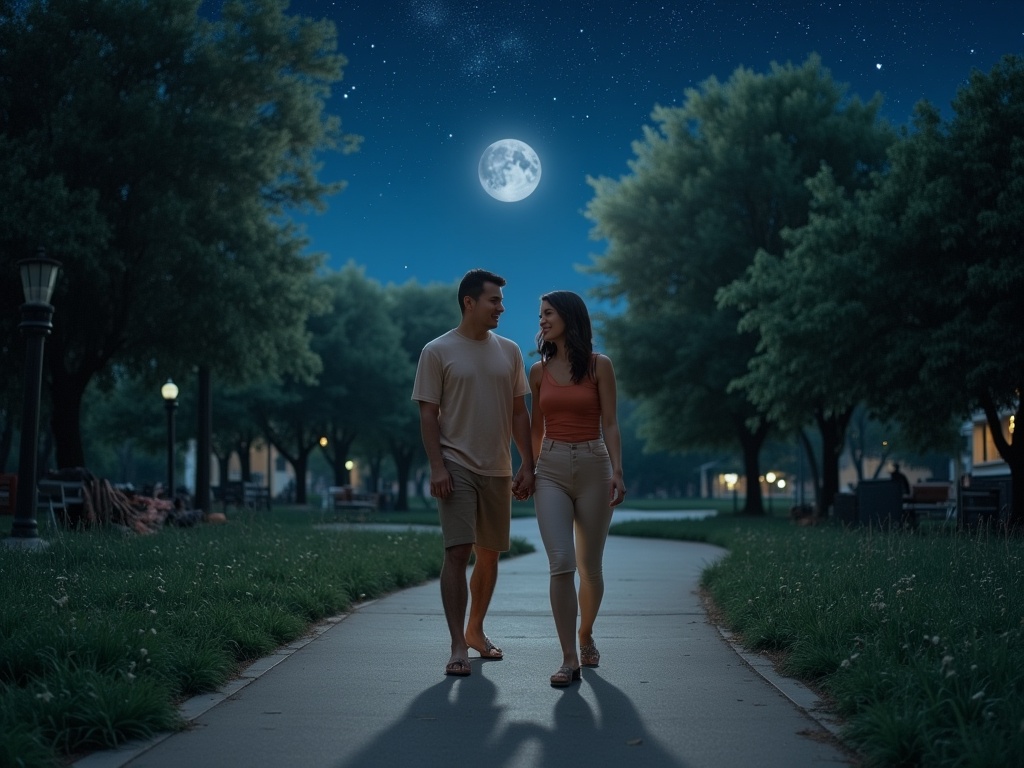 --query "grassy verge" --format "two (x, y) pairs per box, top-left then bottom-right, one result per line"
(611, 515), (1024, 767)
(0, 506), (532, 767)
